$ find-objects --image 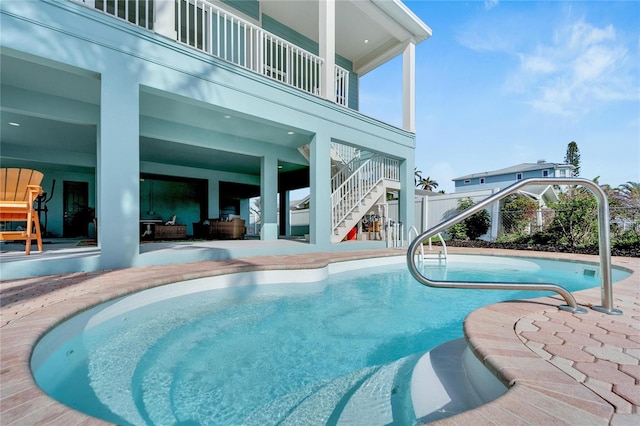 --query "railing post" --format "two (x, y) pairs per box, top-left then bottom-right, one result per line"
(155, 0), (177, 39)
